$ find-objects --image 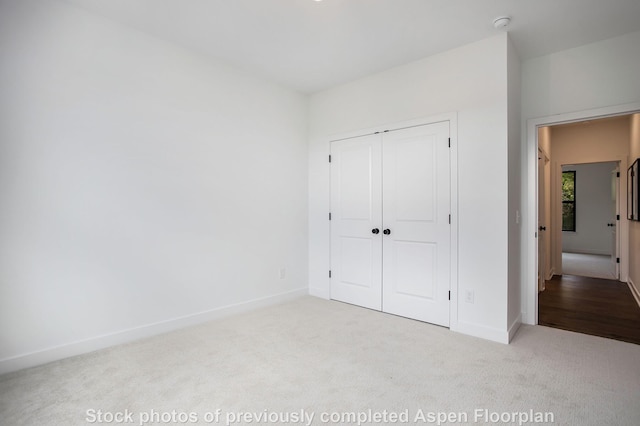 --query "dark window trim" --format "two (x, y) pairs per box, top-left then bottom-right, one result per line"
(562, 170), (576, 232)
